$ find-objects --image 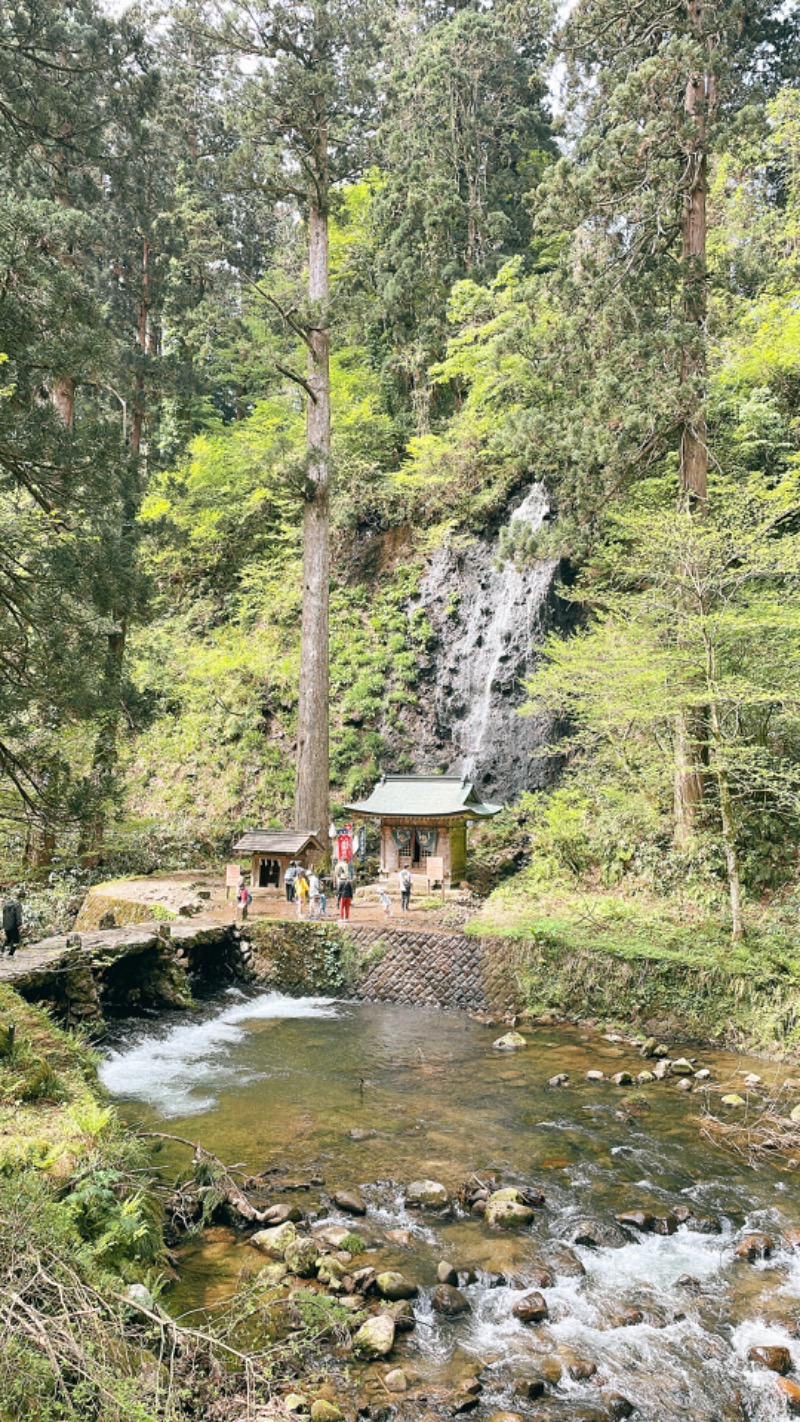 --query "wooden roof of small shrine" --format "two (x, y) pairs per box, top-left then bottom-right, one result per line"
(345, 774), (501, 820)
(233, 830), (323, 855)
